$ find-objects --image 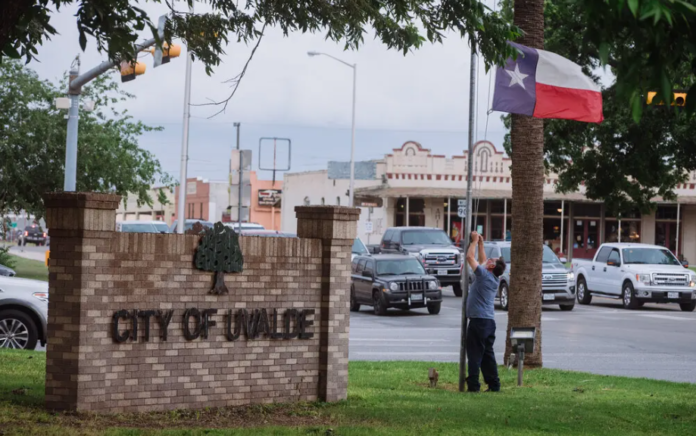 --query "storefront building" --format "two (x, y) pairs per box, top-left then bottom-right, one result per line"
(281, 141), (696, 262)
